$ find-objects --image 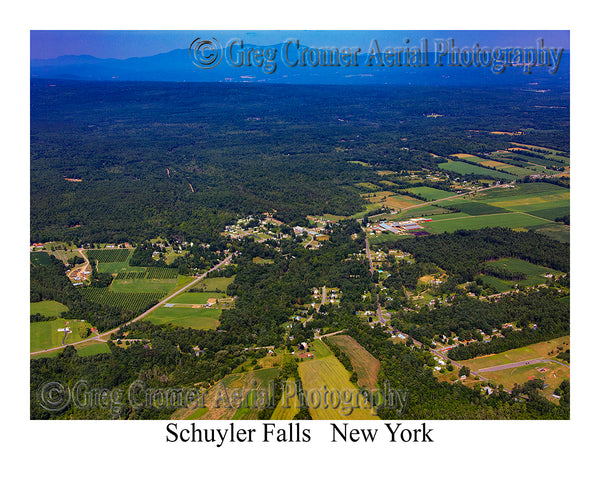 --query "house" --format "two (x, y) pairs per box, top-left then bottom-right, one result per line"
(205, 298), (217, 307)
